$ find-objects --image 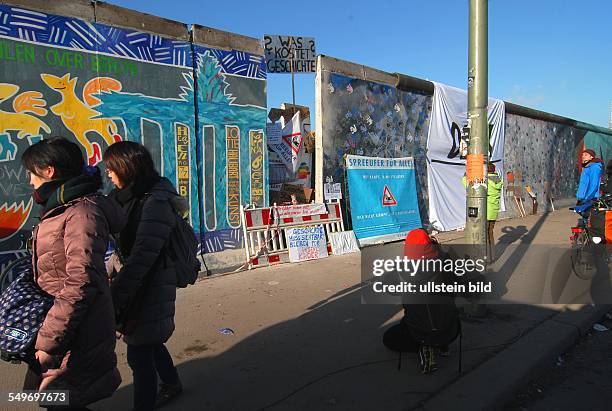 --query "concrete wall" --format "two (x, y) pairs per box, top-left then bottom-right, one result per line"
(0, 0), (266, 264)
(501, 114), (584, 218)
(316, 55), (611, 228)
(315, 57), (432, 224)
